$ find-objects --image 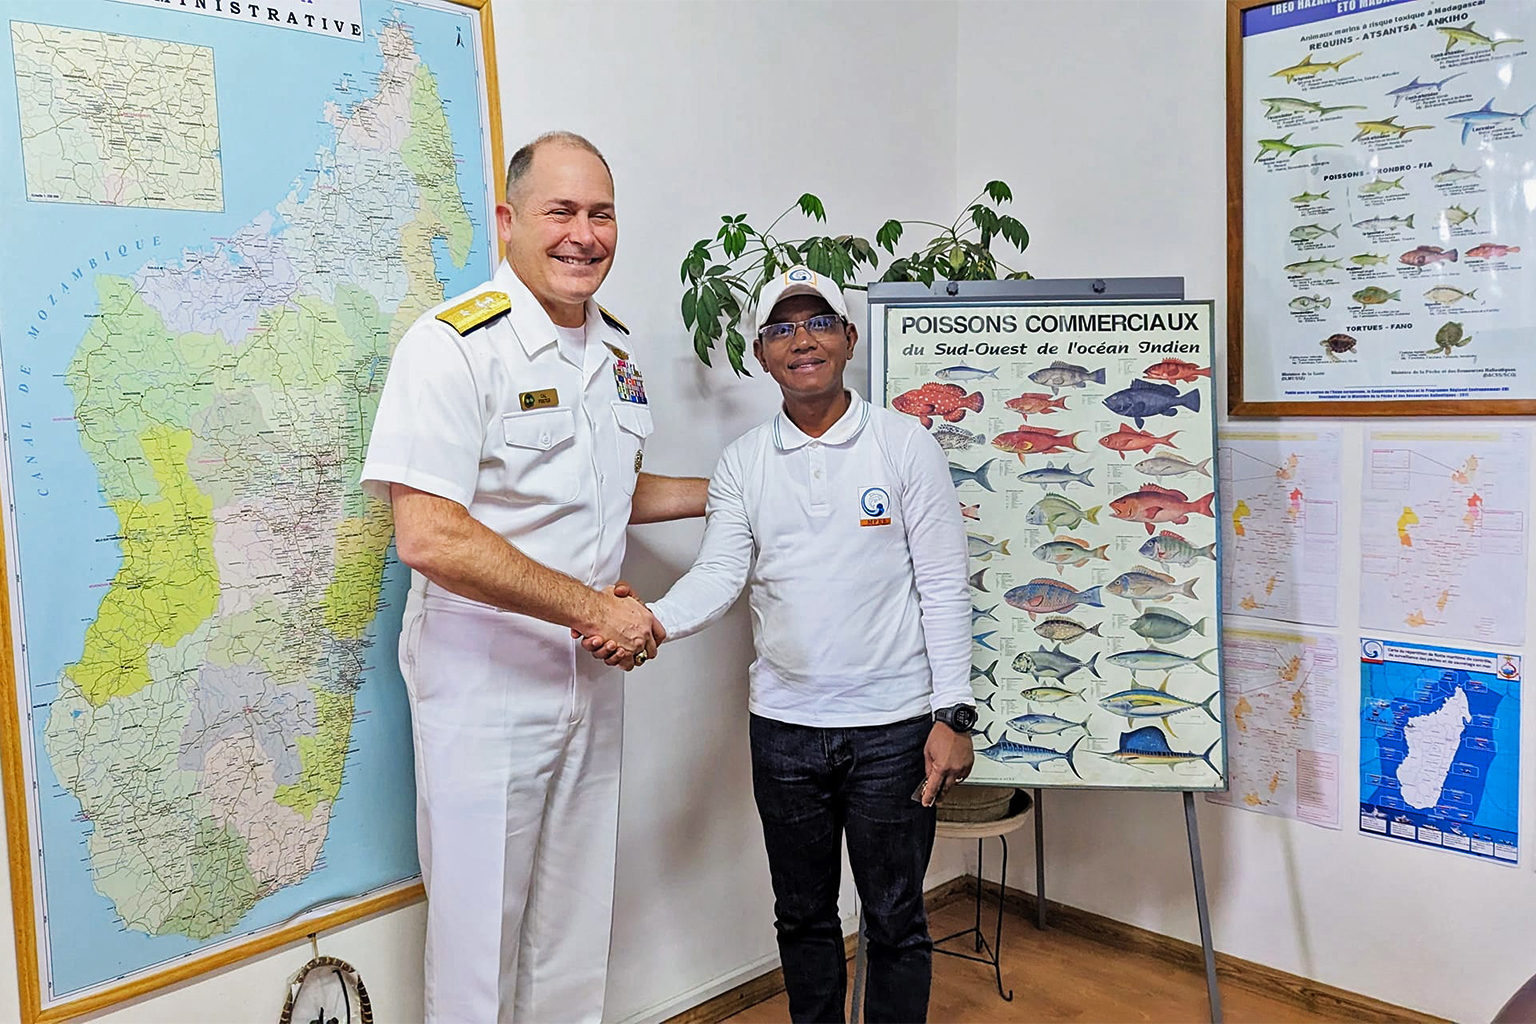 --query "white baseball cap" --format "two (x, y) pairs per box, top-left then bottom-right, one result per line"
(754, 265), (850, 335)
